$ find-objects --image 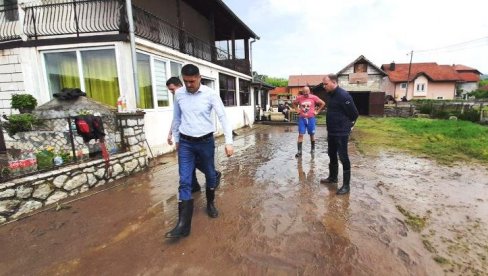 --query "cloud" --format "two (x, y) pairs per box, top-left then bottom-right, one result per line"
(225, 0), (488, 77)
